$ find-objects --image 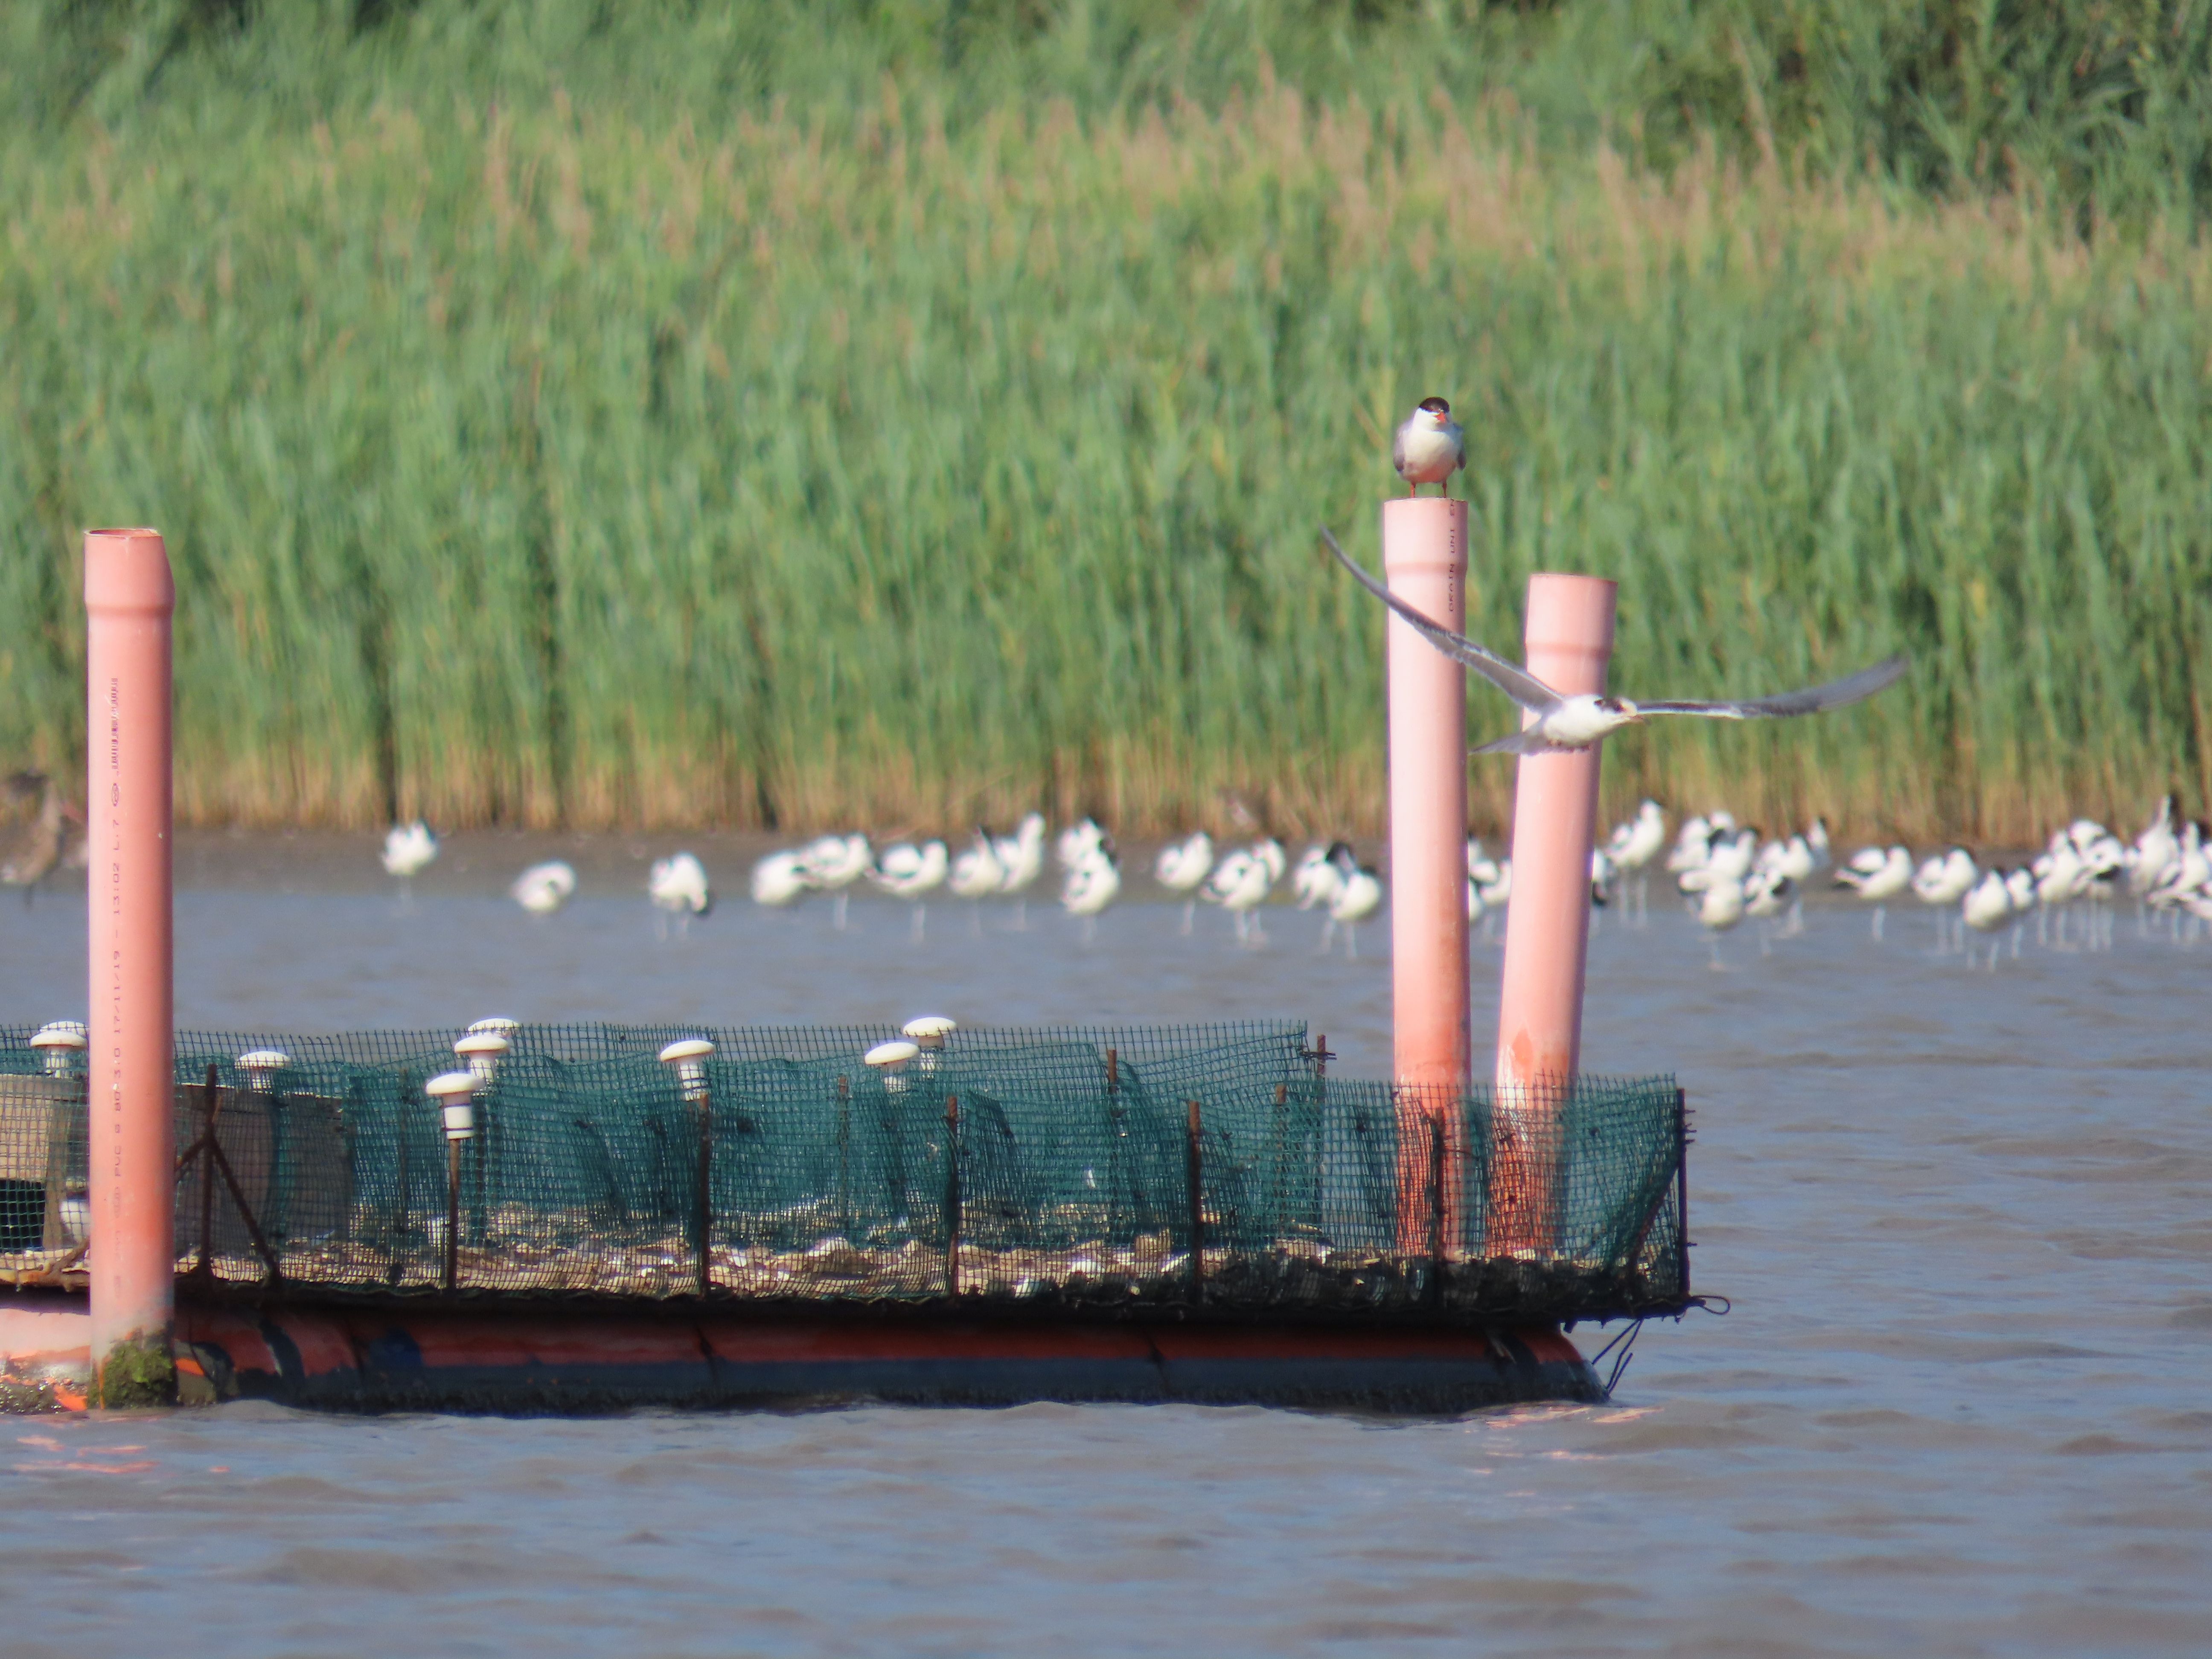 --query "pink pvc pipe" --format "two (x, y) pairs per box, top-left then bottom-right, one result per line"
(1382, 499), (1470, 1251)
(85, 530), (176, 1377)
(1490, 573), (1616, 1254)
